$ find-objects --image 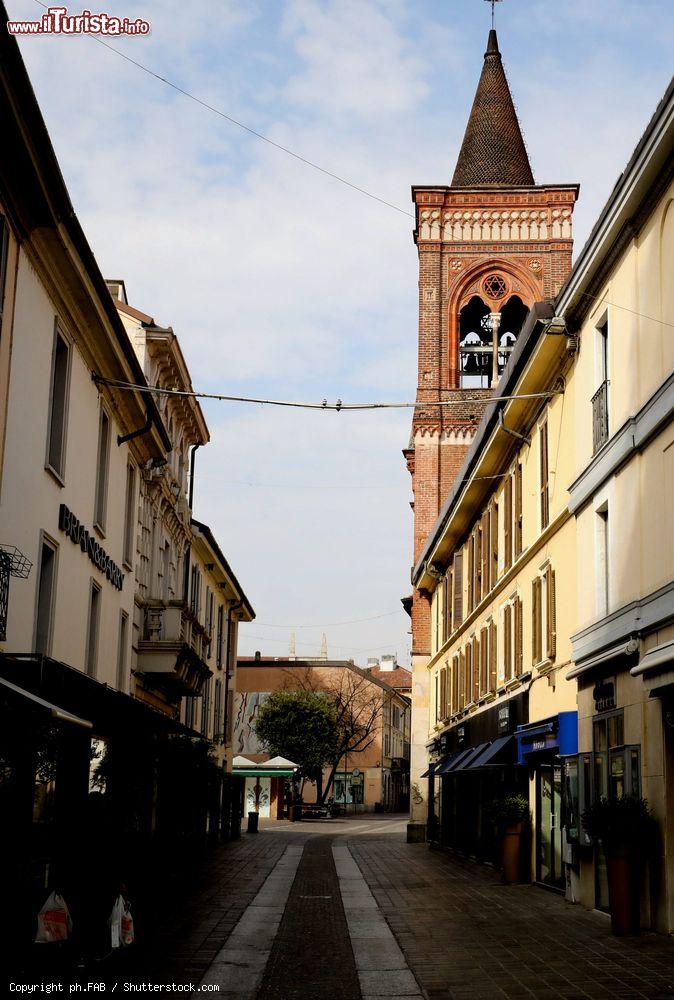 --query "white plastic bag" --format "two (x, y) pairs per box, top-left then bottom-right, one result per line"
(35, 891), (72, 943)
(109, 895), (134, 949)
